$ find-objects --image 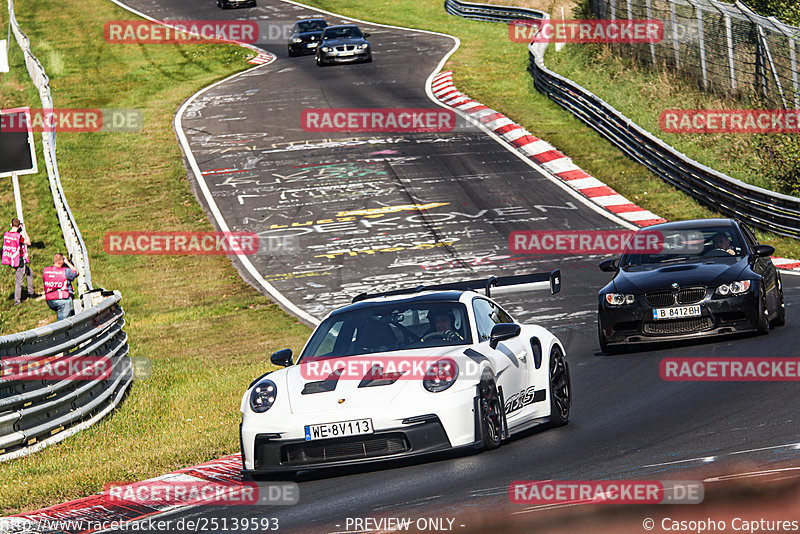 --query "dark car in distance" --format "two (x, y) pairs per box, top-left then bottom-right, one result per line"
(288, 18), (328, 56)
(316, 24), (371, 66)
(217, 0), (256, 8)
(597, 218), (785, 353)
